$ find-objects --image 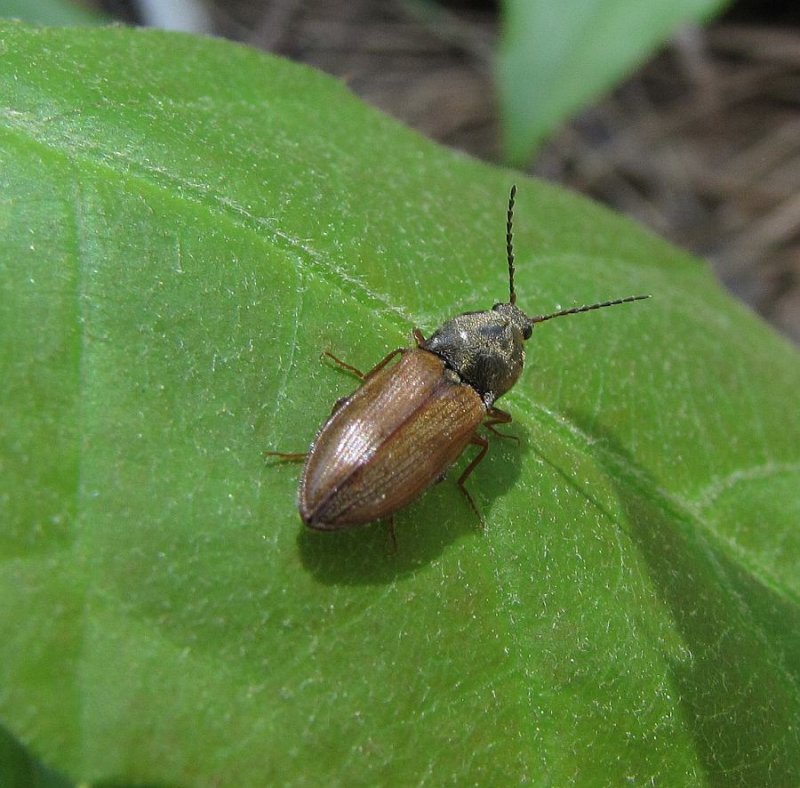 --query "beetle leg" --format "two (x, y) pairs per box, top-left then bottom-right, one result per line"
(263, 451), (307, 462)
(364, 347), (405, 379)
(413, 328), (426, 346)
(322, 347), (405, 383)
(484, 406), (519, 443)
(328, 395), (351, 417)
(321, 350), (366, 379)
(386, 516), (398, 553)
(457, 434), (489, 529)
